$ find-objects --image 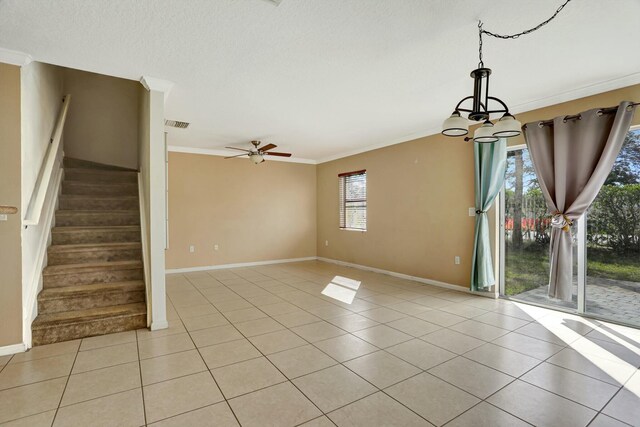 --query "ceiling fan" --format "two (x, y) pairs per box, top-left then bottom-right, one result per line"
(225, 141), (292, 164)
